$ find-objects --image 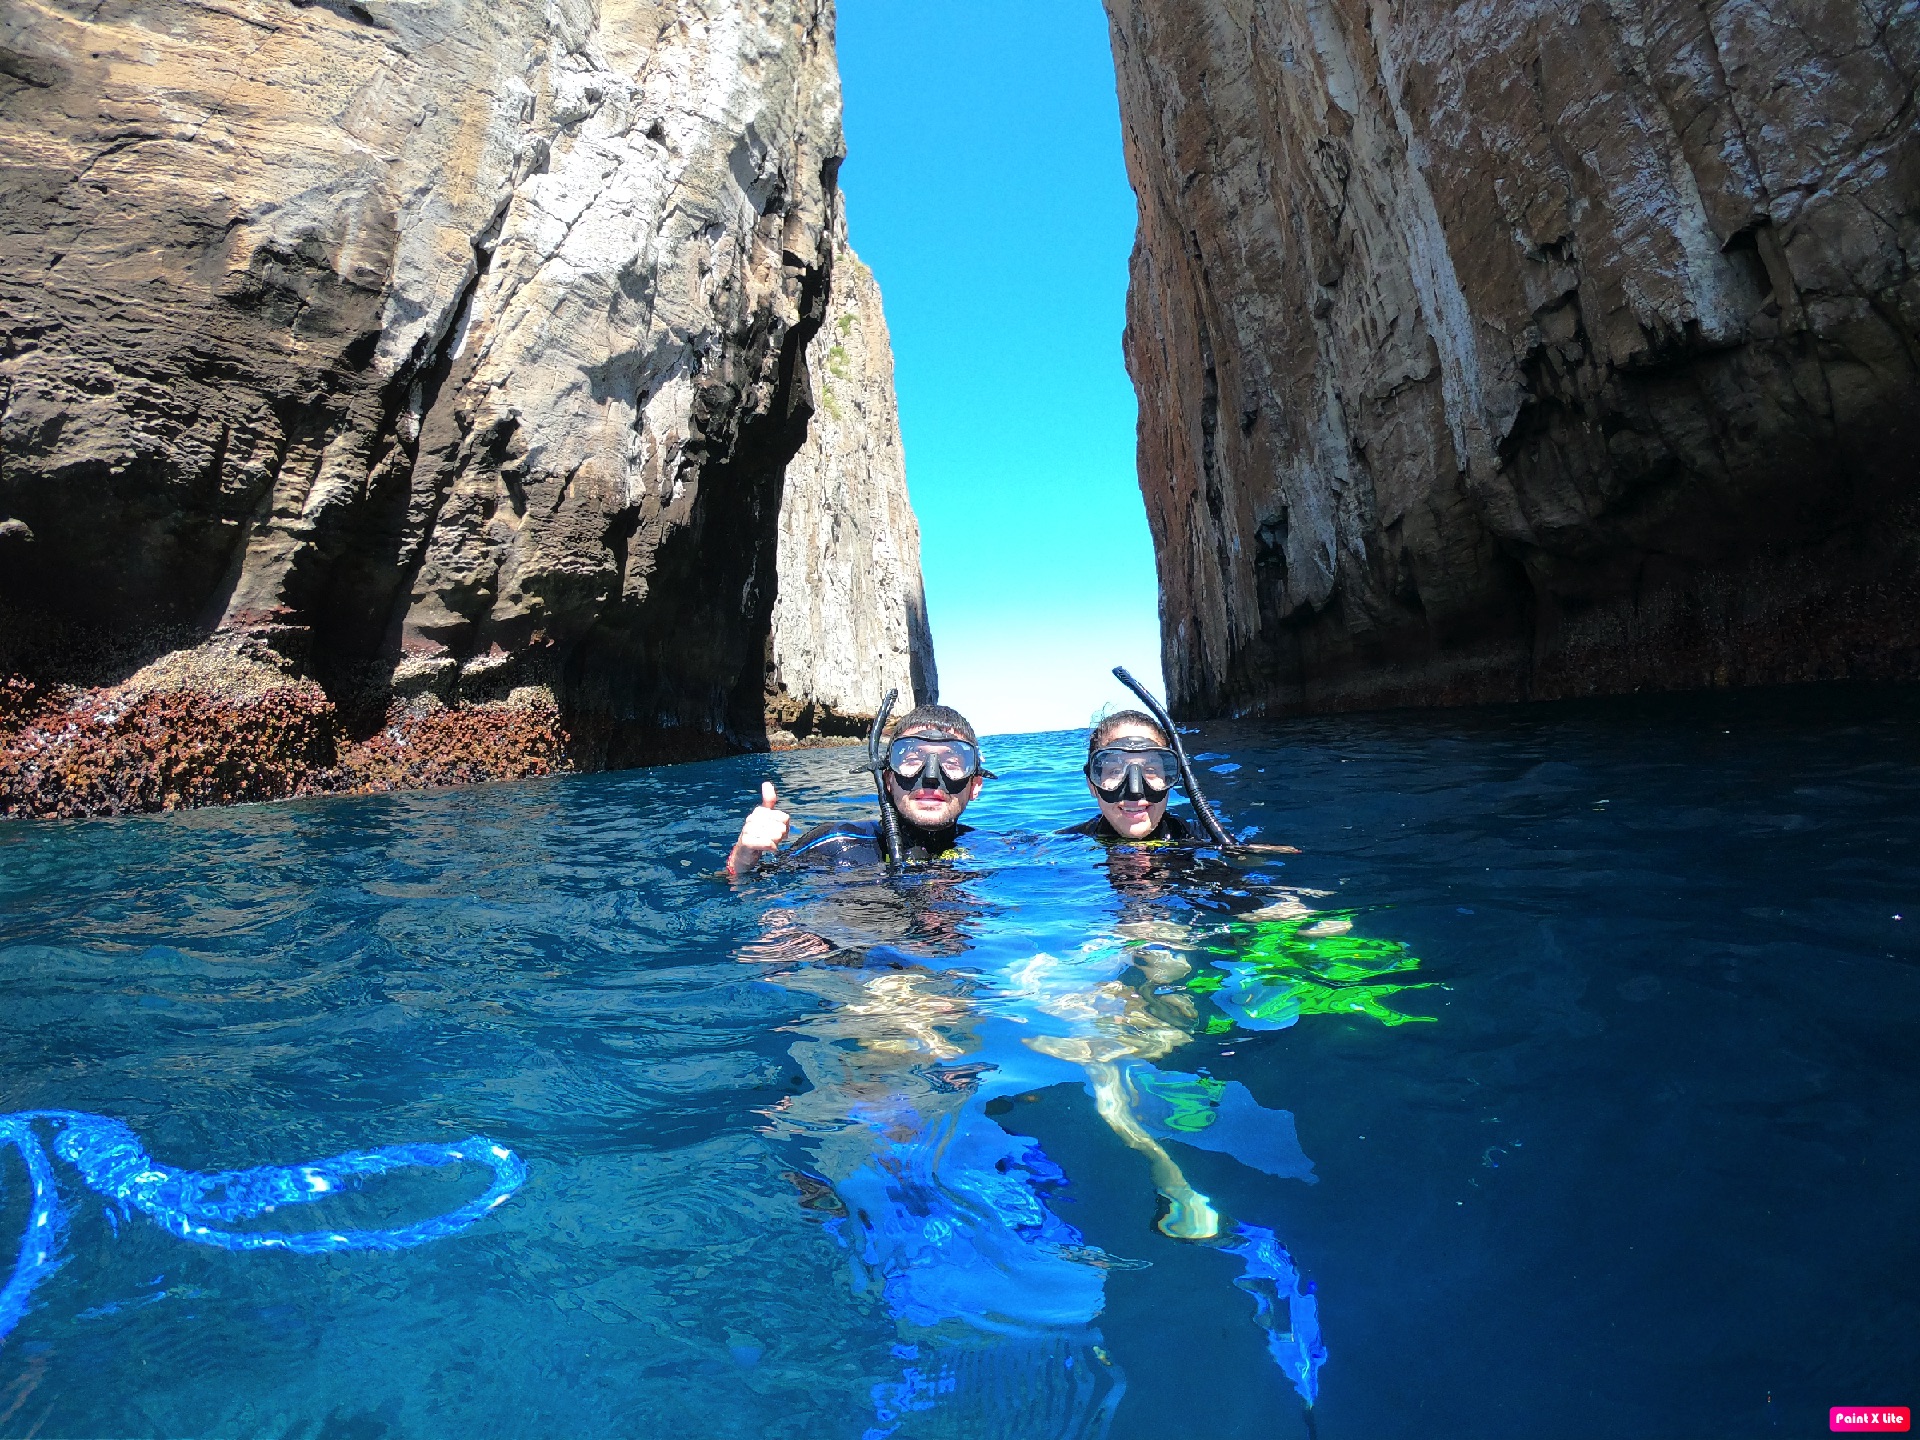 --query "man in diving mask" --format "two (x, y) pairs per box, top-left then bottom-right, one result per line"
(725, 704), (990, 875)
